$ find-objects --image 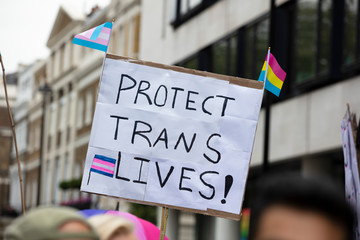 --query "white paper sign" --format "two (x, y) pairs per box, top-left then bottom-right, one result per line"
(81, 55), (263, 217)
